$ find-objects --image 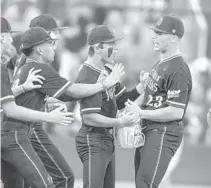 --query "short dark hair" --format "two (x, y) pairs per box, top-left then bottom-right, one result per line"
(88, 46), (95, 57)
(21, 47), (34, 57)
(88, 43), (104, 57)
